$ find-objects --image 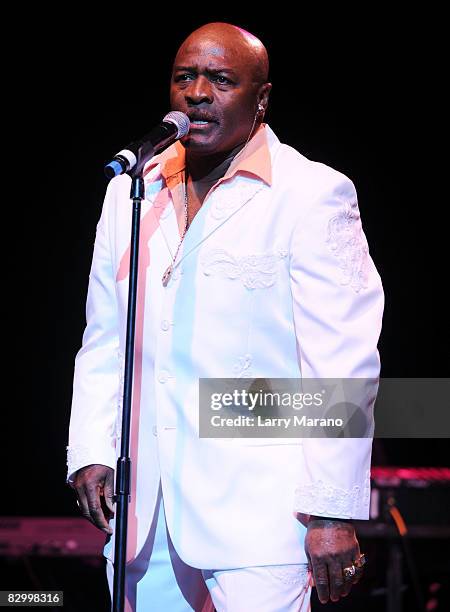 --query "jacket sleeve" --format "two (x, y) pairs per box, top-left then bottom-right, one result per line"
(66, 181), (121, 482)
(290, 175), (384, 519)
